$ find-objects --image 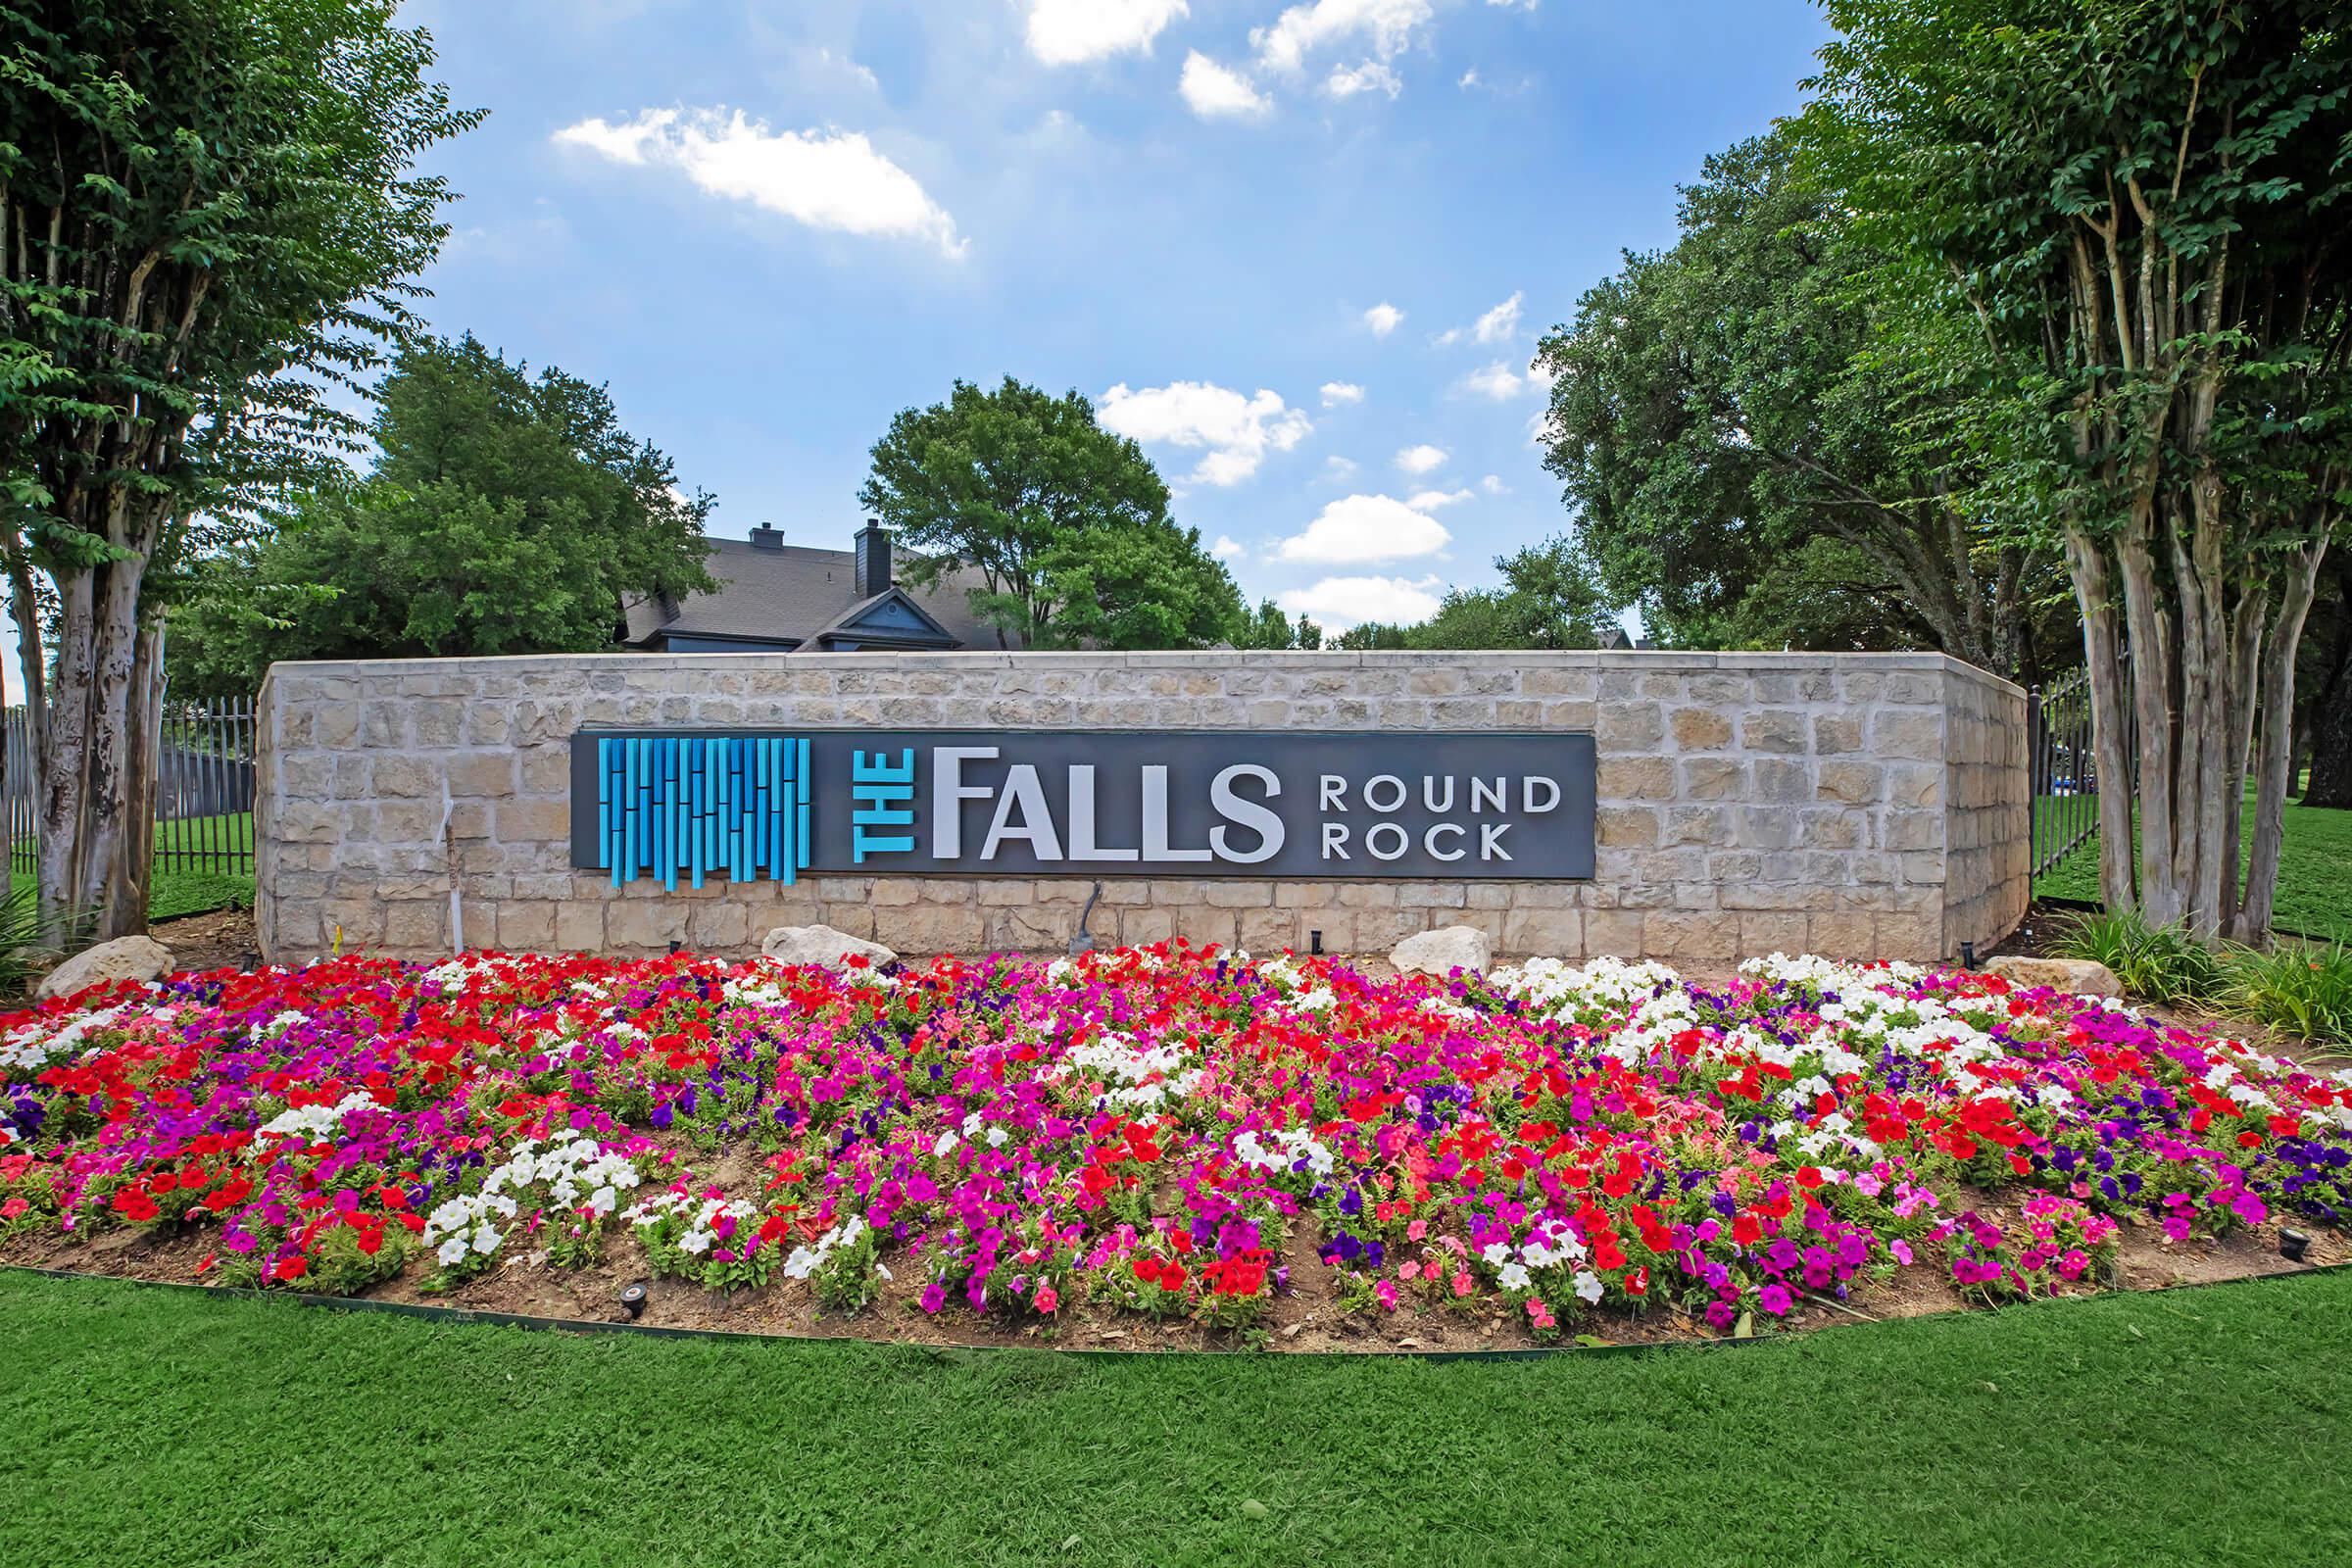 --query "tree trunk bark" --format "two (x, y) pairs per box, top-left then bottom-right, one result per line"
(82, 548), (148, 942)
(37, 569), (97, 942)
(111, 622), (164, 940)
(2063, 527), (2139, 913)
(2233, 537), (2328, 943)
